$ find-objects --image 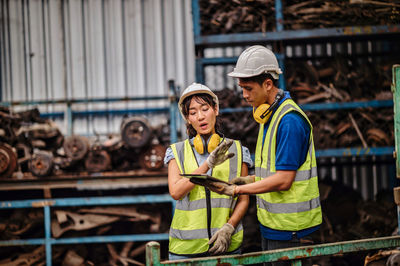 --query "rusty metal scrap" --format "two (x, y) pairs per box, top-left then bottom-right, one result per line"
(51, 206), (162, 238)
(0, 106), (168, 178)
(199, 0), (400, 34)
